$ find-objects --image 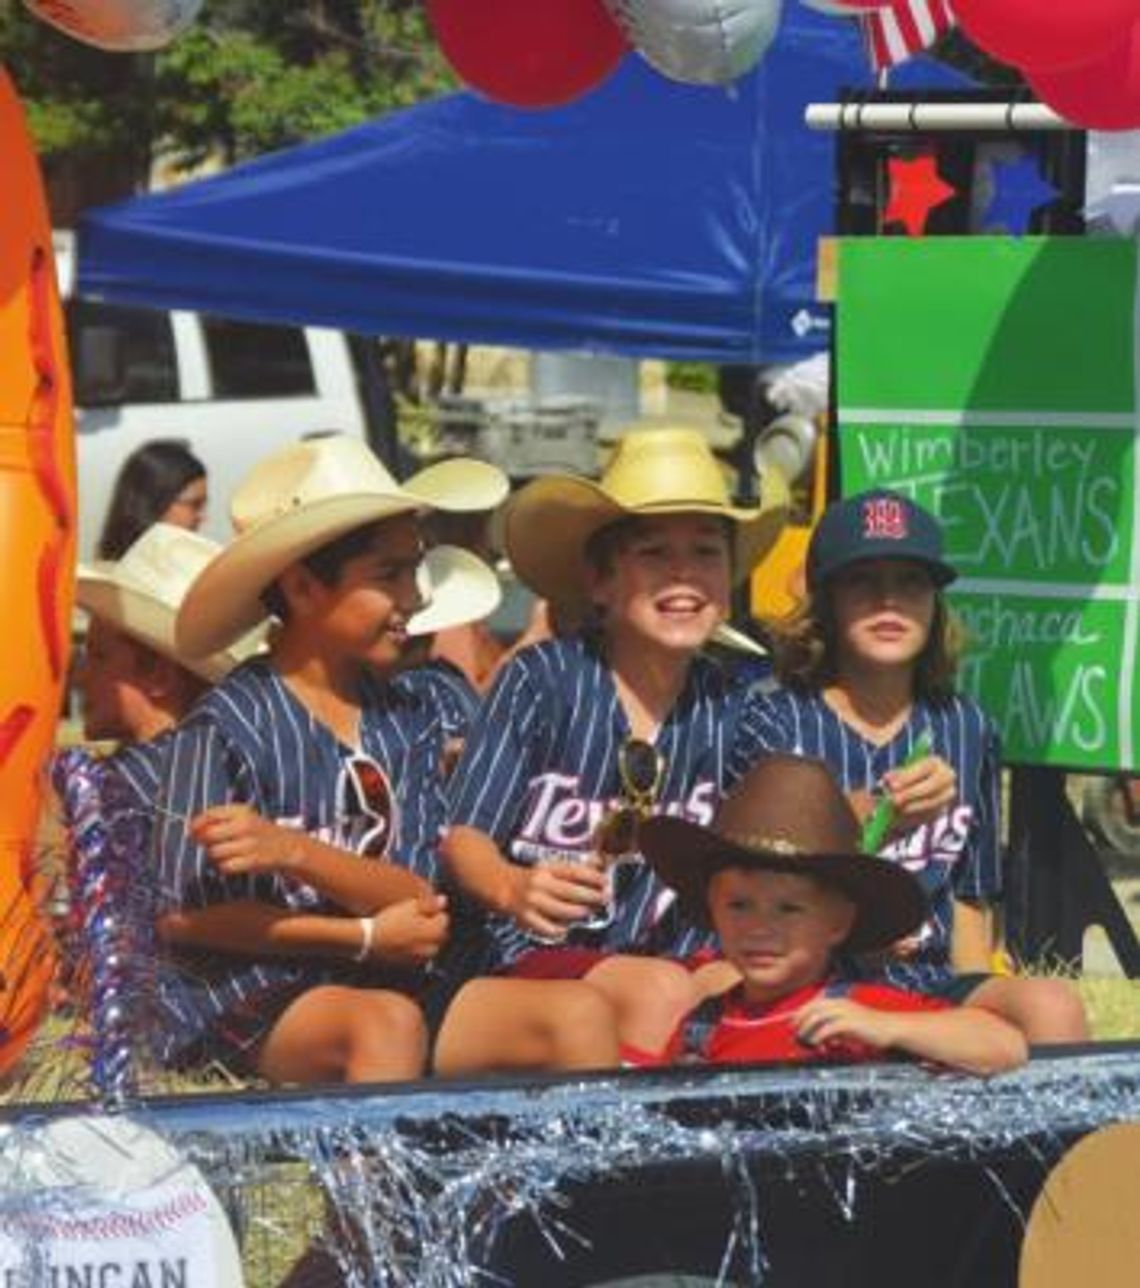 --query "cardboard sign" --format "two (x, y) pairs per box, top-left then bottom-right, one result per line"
(0, 1117), (243, 1287)
(837, 237), (1140, 770)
